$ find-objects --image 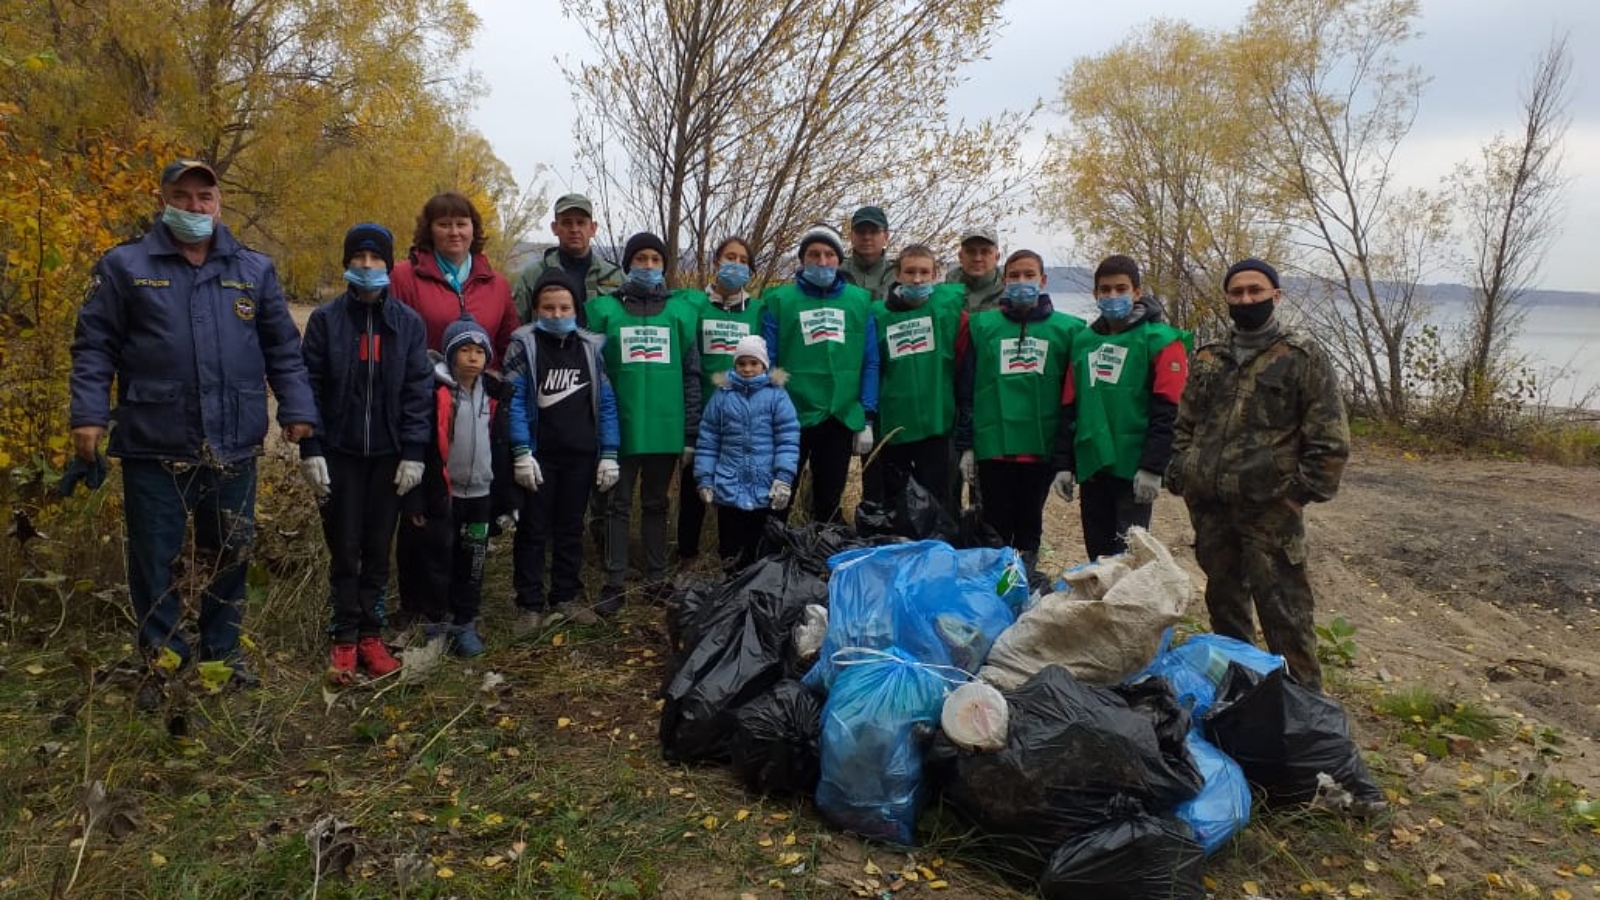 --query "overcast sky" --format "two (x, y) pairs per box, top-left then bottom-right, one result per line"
(468, 0), (1598, 292)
